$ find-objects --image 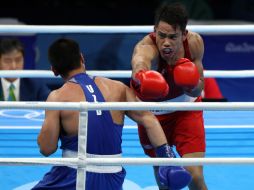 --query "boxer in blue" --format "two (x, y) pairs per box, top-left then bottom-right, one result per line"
(32, 38), (191, 190)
